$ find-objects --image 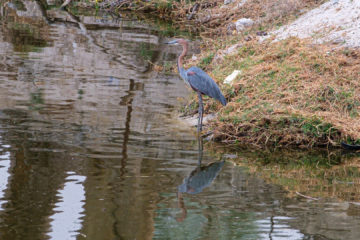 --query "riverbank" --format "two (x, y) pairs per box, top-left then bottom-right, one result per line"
(201, 38), (360, 148)
(174, 0), (360, 149)
(71, 0), (360, 148)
